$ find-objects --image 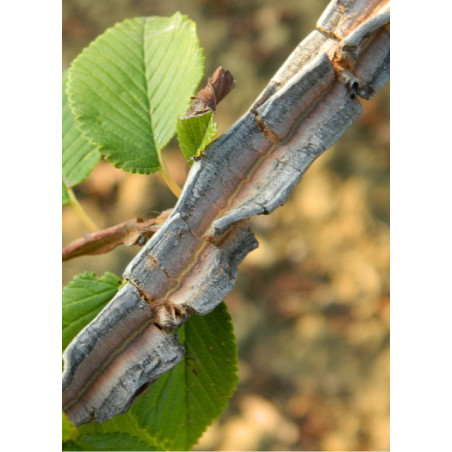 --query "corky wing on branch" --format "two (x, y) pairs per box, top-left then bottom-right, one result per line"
(63, 0), (390, 426)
